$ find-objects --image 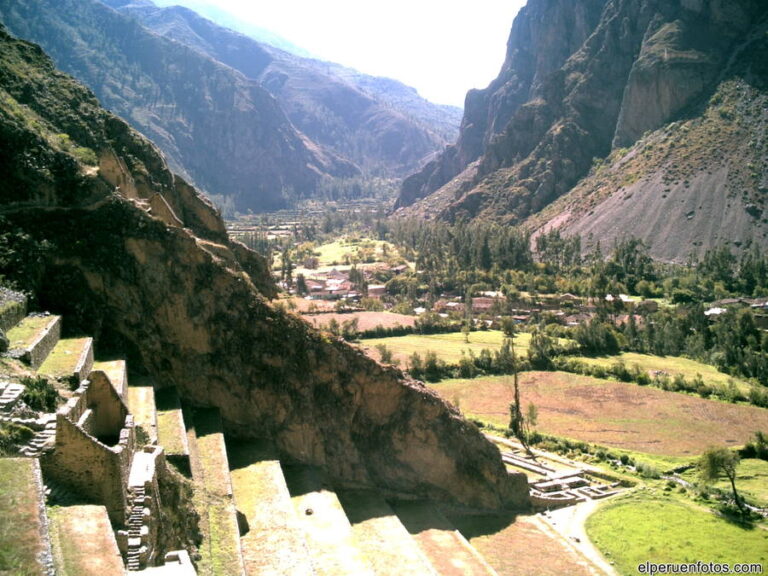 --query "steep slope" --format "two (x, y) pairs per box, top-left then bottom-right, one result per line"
(0, 26), (528, 511)
(395, 0), (768, 258)
(0, 0), (357, 213)
(532, 43), (768, 262)
(106, 0), (461, 177)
